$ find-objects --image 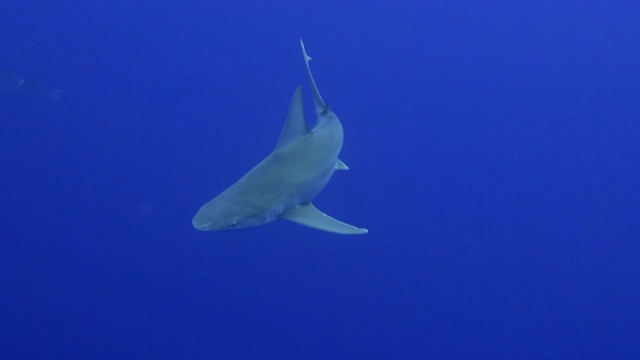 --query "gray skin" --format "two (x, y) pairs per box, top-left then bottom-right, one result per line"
(192, 39), (367, 235)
